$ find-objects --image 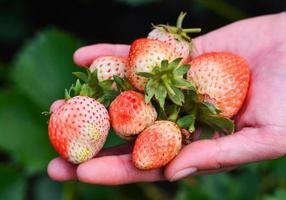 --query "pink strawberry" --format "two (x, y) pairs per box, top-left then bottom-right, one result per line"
(148, 12), (201, 63)
(48, 96), (110, 164)
(109, 90), (157, 139)
(89, 56), (127, 81)
(127, 38), (174, 91)
(132, 120), (182, 170)
(187, 52), (250, 118)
